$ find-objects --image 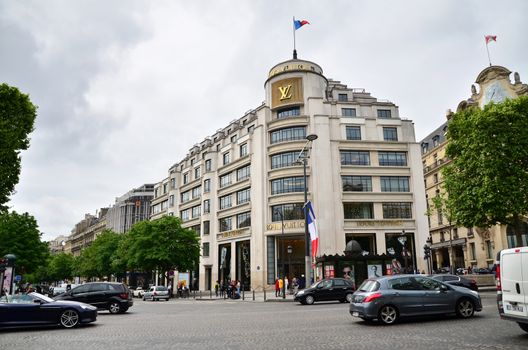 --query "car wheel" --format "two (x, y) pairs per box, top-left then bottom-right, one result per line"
(60, 309), (80, 328)
(120, 306), (129, 314)
(456, 298), (475, 318)
(108, 301), (122, 314)
(518, 323), (528, 333)
(378, 305), (398, 325)
(305, 295), (315, 305)
(345, 293), (353, 303)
